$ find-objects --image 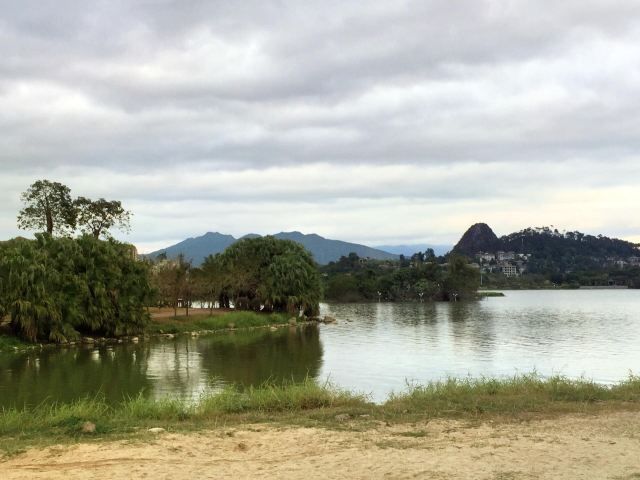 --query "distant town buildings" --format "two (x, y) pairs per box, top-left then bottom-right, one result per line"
(496, 251), (515, 261)
(476, 252), (495, 262)
(473, 248), (639, 278)
(474, 251), (528, 277)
